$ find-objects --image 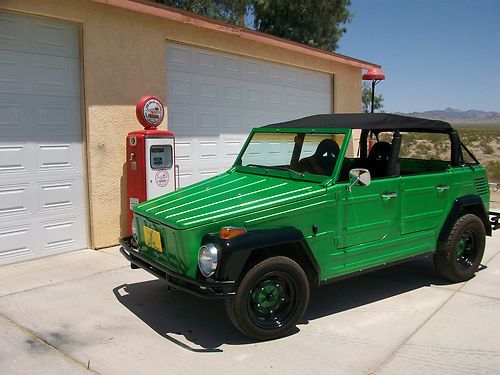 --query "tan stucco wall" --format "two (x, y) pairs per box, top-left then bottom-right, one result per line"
(1, 0), (362, 249)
